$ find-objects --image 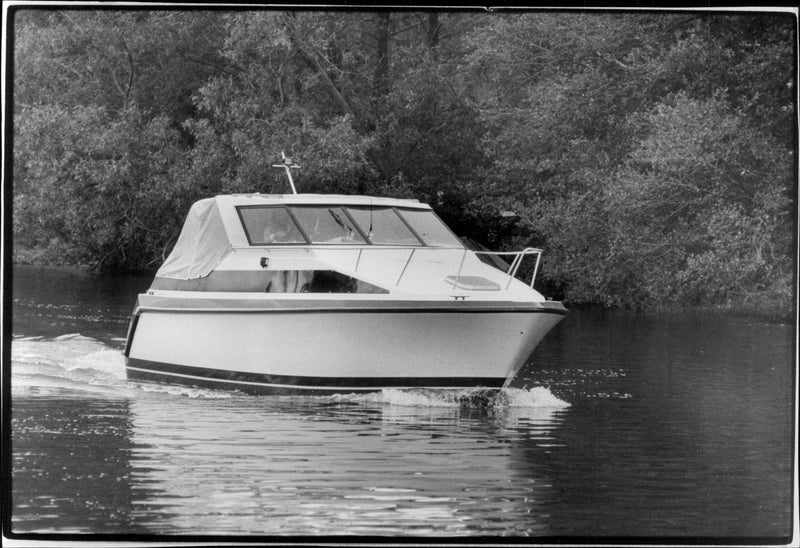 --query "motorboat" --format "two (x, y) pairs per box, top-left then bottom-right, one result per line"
(124, 155), (566, 395)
